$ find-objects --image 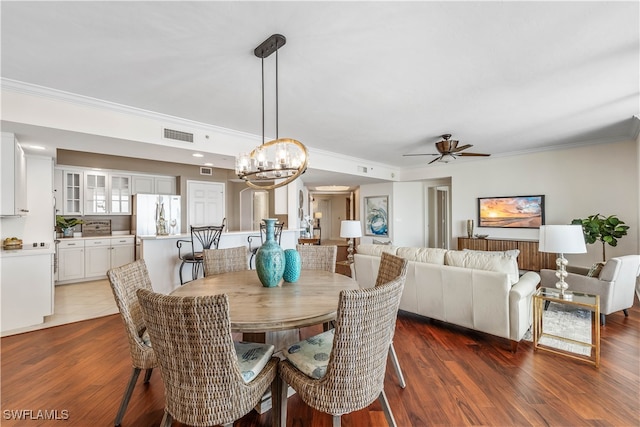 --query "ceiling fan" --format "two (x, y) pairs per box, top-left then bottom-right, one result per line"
(403, 134), (490, 164)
